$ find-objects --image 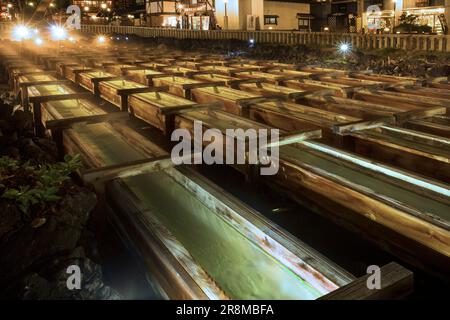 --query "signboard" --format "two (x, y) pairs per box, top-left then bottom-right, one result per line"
(415, 0), (429, 7)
